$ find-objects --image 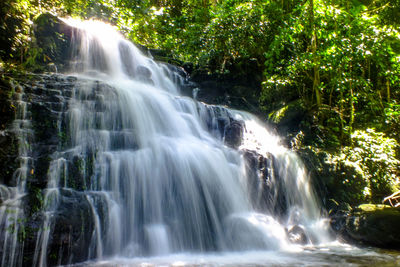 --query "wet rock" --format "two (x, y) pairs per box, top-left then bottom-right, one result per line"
(286, 225), (309, 245)
(242, 149), (271, 210)
(119, 42), (135, 78)
(224, 120), (244, 148)
(137, 66), (153, 83)
(0, 78), (15, 130)
(199, 105), (247, 149)
(242, 149), (288, 215)
(67, 155), (86, 190)
(243, 150), (271, 188)
(46, 189), (96, 266)
(67, 76), (78, 82)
